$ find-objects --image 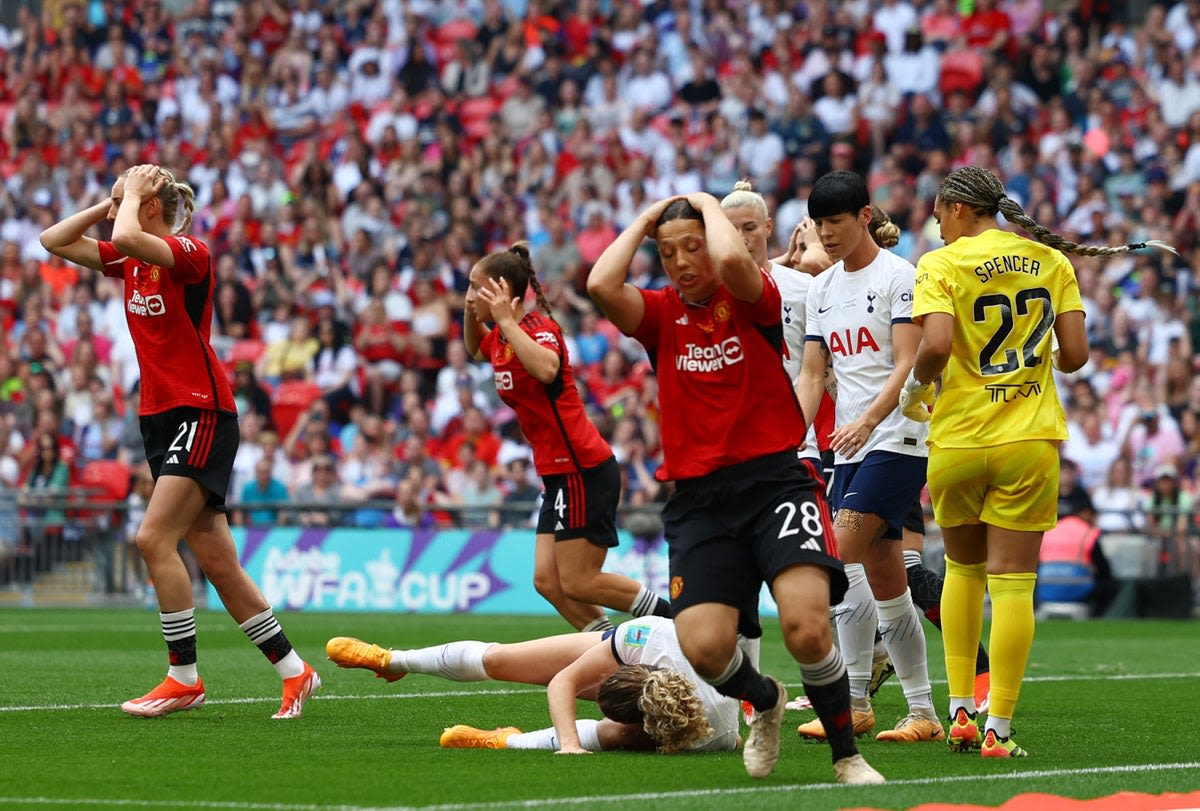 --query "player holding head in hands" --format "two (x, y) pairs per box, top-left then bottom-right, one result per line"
(901, 165), (1174, 757)
(793, 171), (941, 744)
(39, 164), (320, 719)
(464, 242), (670, 632)
(587, 193), (883, 785)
